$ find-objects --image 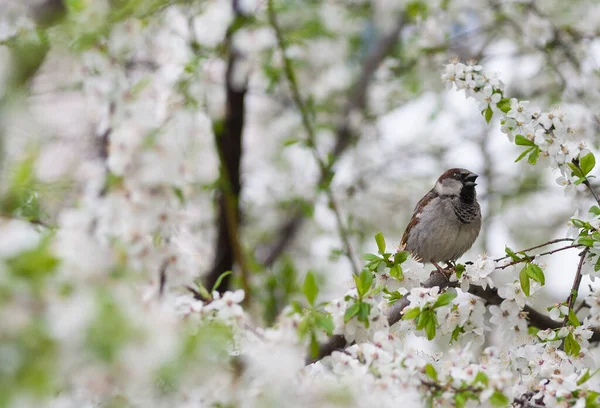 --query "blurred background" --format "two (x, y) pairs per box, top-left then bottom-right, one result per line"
(0, 0), (599, 326)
